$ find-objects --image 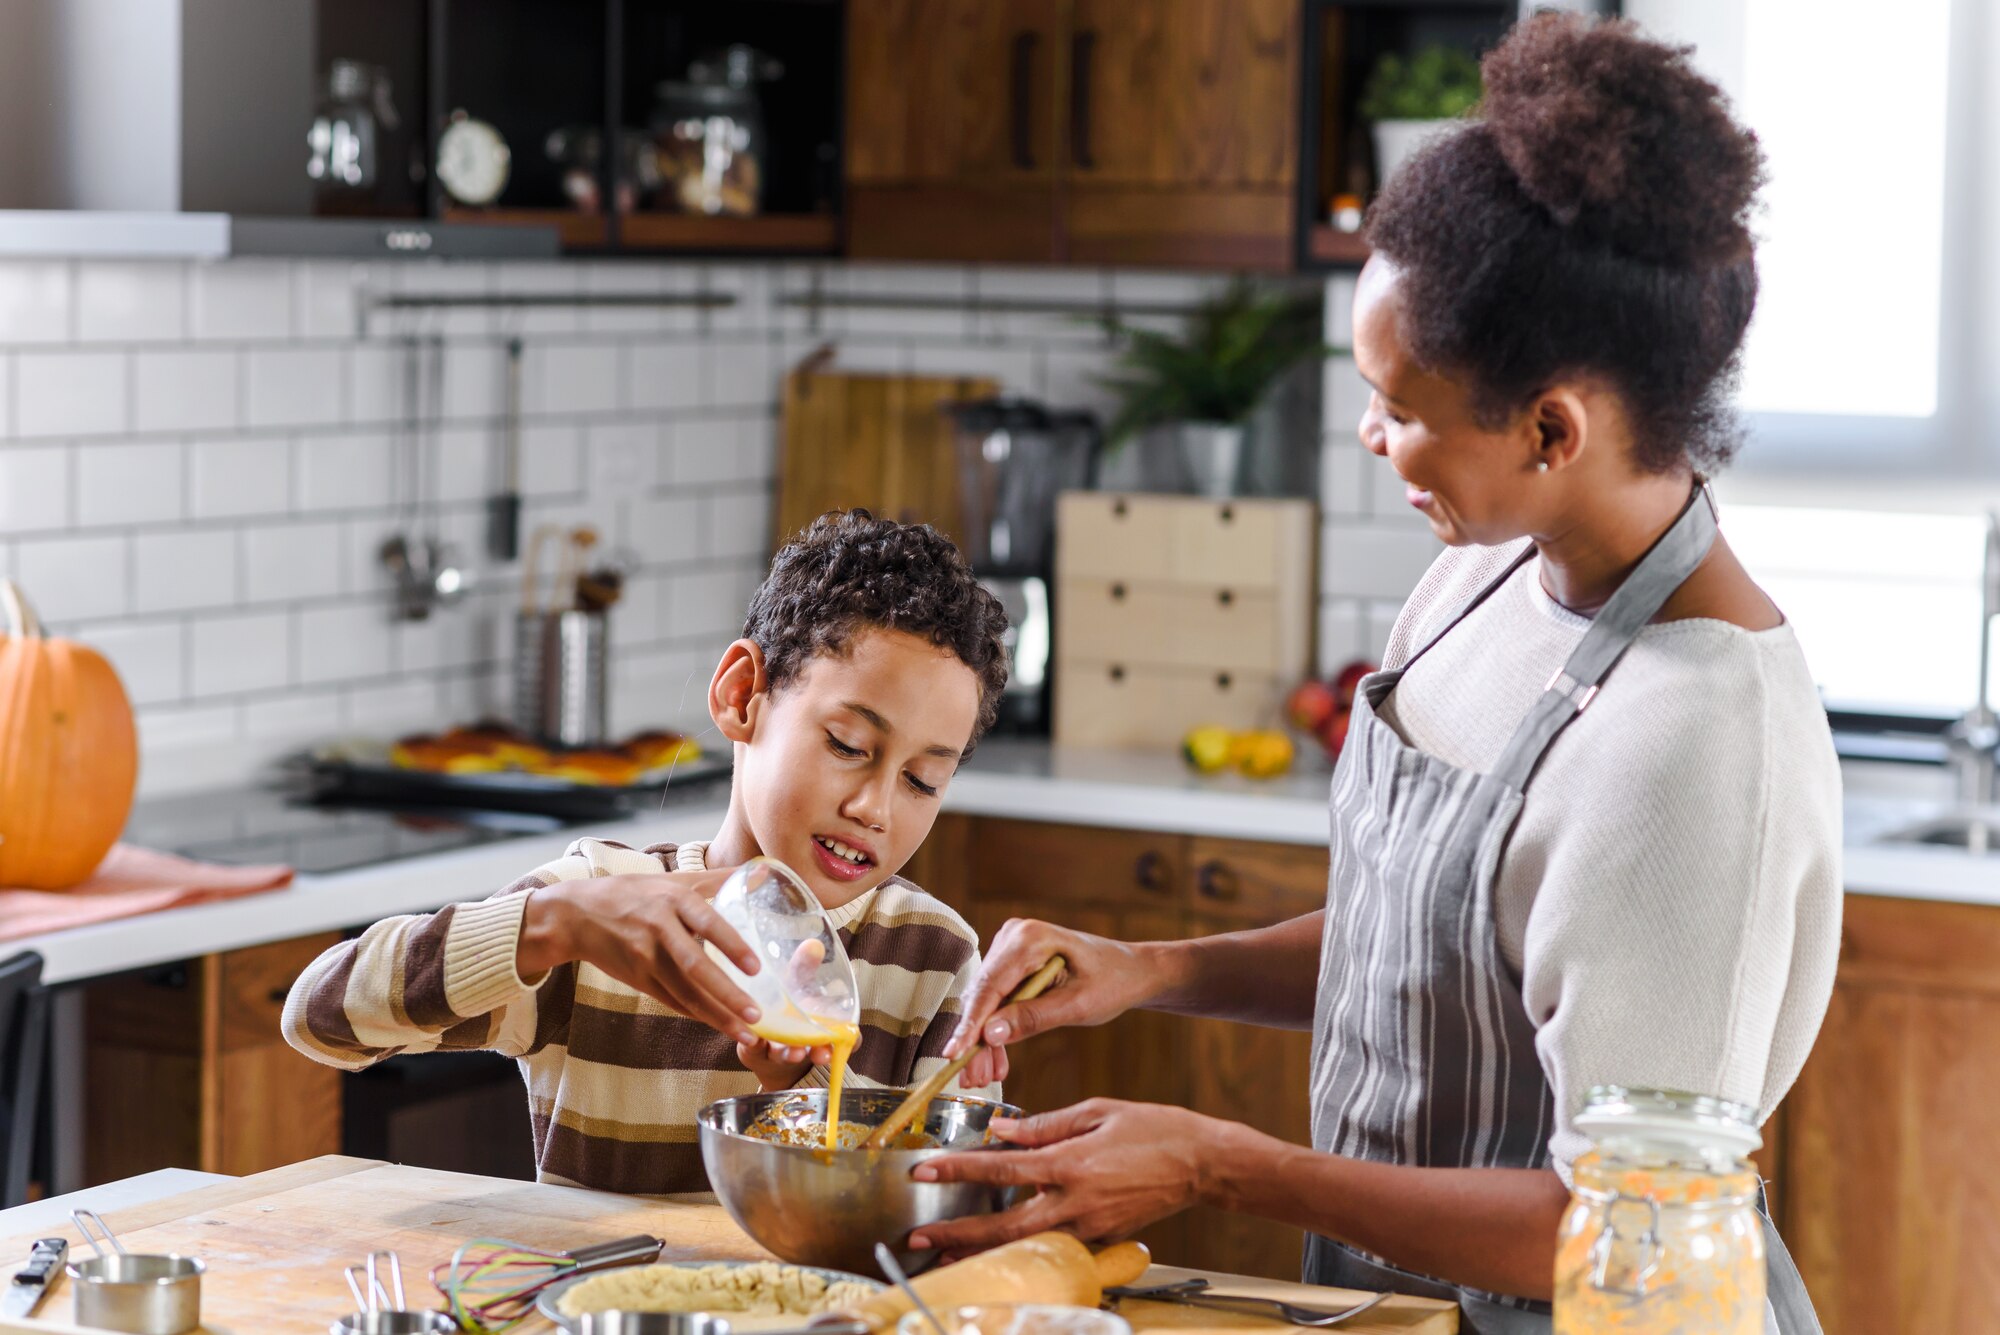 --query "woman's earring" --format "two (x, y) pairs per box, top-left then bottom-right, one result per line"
(1536, 460), (1550, 473)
